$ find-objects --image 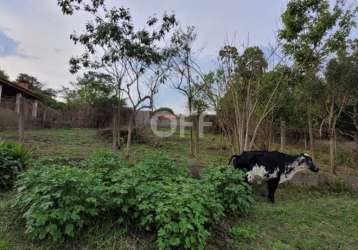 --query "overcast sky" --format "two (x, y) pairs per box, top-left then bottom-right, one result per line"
(0, 0), (356, 113)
